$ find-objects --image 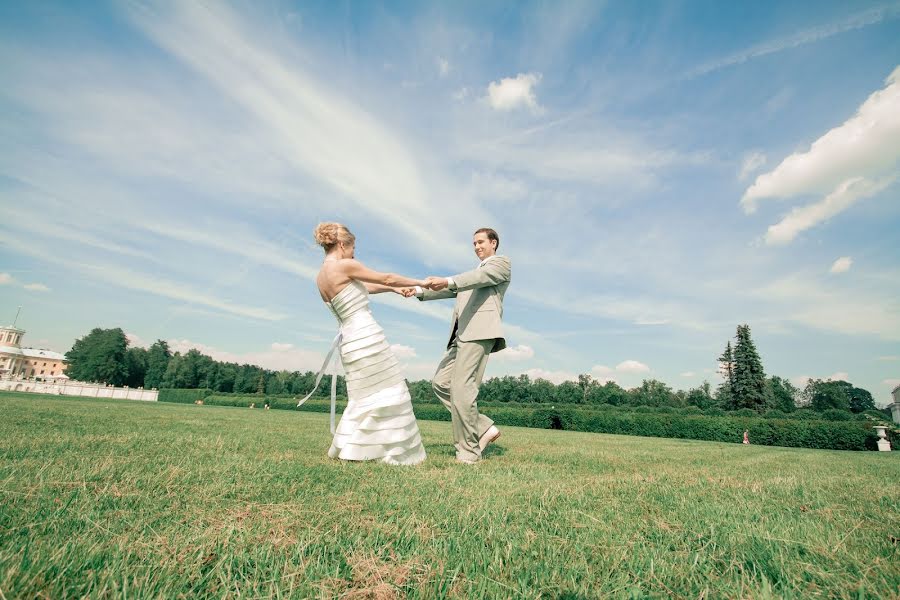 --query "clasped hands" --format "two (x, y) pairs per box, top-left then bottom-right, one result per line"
(398, 276), (448, 298)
